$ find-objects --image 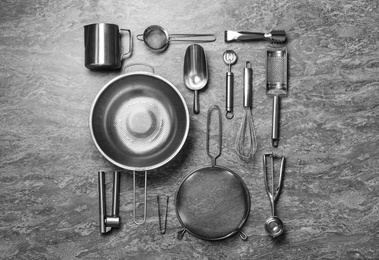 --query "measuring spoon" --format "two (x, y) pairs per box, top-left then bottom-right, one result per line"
(183, 44), (208, 114)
